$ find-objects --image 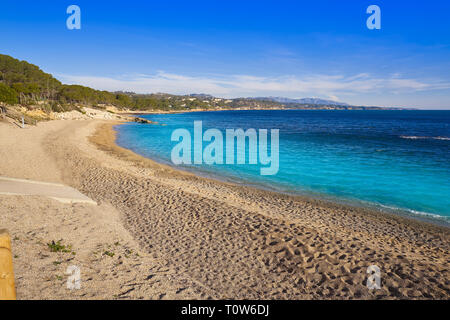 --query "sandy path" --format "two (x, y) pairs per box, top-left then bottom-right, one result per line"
(0, 120), (62, 183)
(0, 176), (96, 204)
